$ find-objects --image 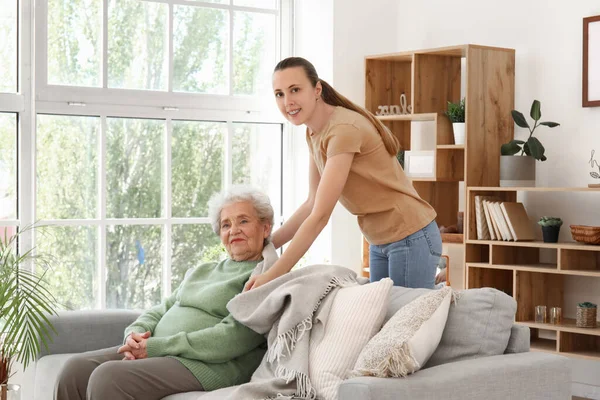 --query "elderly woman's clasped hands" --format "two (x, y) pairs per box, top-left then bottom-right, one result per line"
(118, 331), (151, 360)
